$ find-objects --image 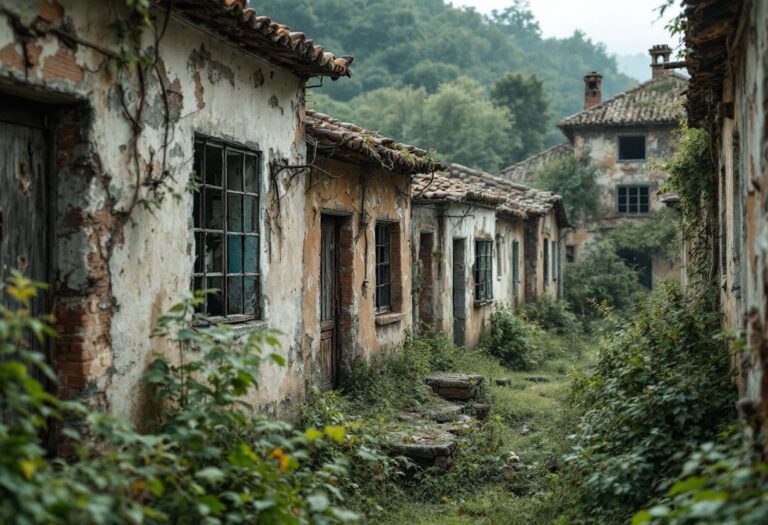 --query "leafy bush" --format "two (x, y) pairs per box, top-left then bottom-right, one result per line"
(520, 296), (580, 336)
(0, 275), (385, 524)
(562, 283), (736, 523)
(564, 240), (645, 318)
(480, 303), (547, 371)
(633, 432), (768, 525)
(606, 208), (680, 259)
